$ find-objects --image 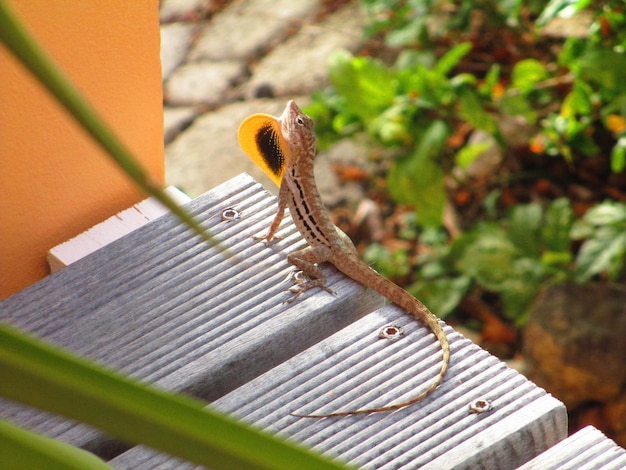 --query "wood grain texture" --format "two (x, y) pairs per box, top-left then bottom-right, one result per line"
(0, 173), (382, 457)
(518, 426), (626, 470)
(111, 304), (567, 470)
